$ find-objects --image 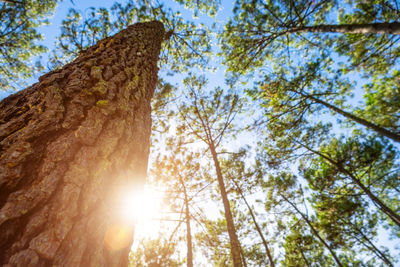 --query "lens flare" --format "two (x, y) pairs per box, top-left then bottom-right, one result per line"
(119, 187), (162, 224)
(104, 223), (133, 251)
